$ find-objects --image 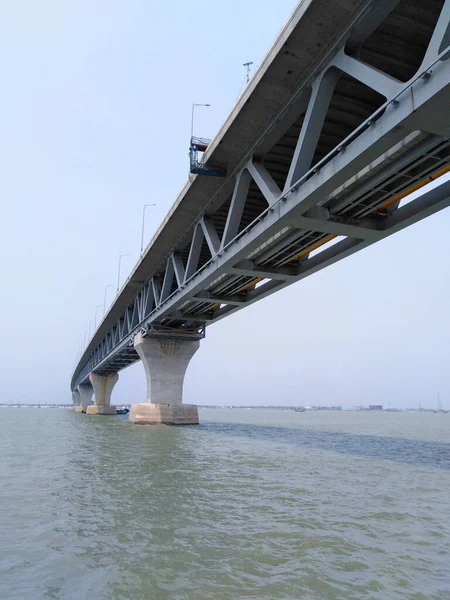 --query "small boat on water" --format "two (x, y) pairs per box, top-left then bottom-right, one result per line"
(116, 406), (130, 415)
